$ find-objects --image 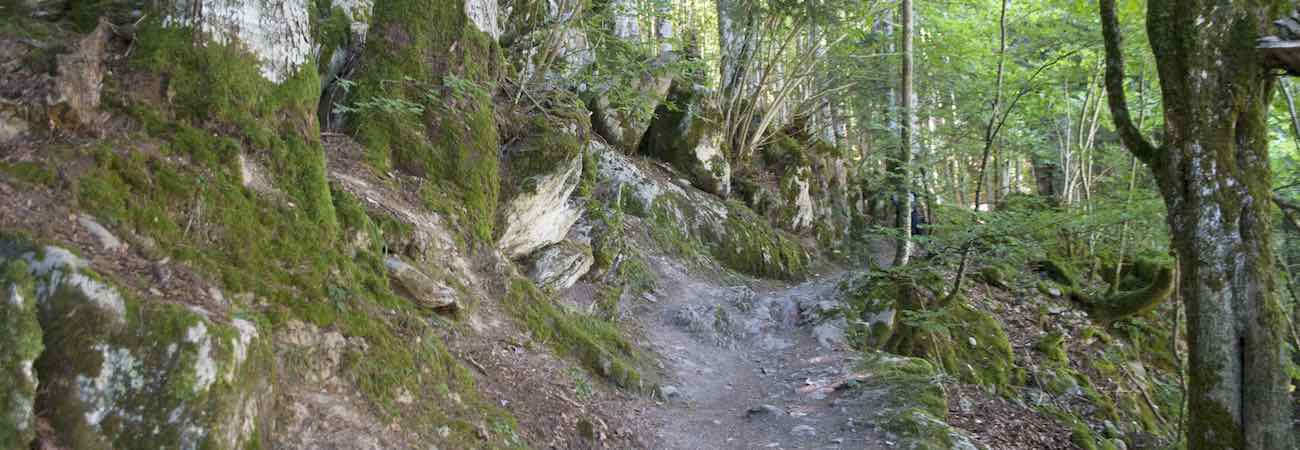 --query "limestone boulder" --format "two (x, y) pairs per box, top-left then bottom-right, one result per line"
(638, 81), (731, 197)
(526, 240), (594, 290)
(500, 0), (593, 82)
(464, 0), (499, 39)
(0, 242), (271, 449)
(590, 72), (672, 152)
(317, 0), (374, 86)
(384, 256), (460, 310)
(497, 117), (587, 259)
(0, 104), (29, 143)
